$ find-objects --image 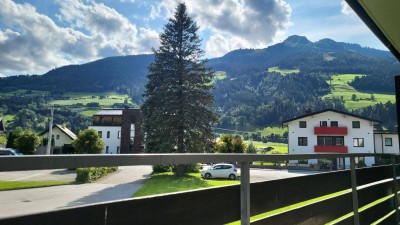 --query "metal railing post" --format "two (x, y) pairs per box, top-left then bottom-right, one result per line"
(350, 156), (360, 225)
(241, 161), (250, 225)
(392, 155), (400, 224)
